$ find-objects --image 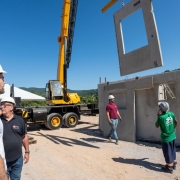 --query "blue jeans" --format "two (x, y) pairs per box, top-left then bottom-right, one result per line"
(7, 156), (23, 180)
(108, 118), (118, 140)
